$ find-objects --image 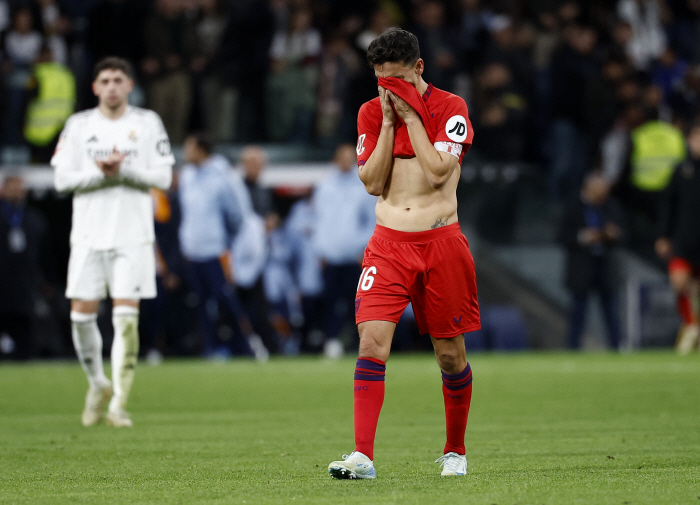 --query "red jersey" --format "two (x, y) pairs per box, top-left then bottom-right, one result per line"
(356, 84), (474, 166)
